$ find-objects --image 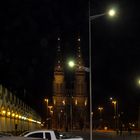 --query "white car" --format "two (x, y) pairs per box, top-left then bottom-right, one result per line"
(22, 130), (83, 140)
